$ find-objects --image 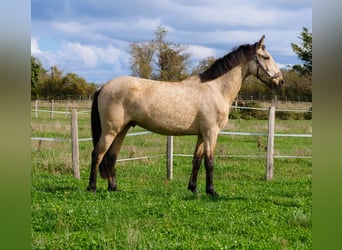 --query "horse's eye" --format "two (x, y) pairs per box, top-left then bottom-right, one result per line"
(257, 53), (270, 60)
